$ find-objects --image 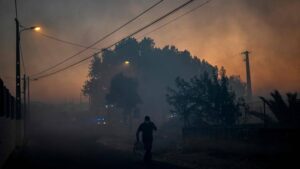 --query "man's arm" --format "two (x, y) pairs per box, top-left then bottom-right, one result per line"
(152, 122), (157, 131)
